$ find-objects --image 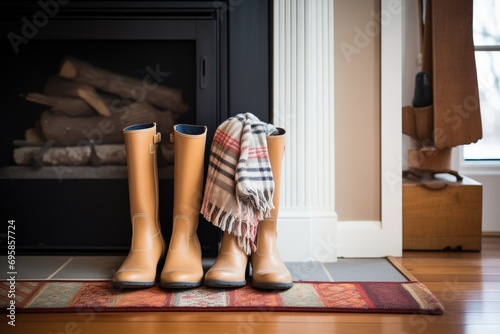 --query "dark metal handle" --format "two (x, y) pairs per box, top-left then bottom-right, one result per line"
(200, 56), (207, 89)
